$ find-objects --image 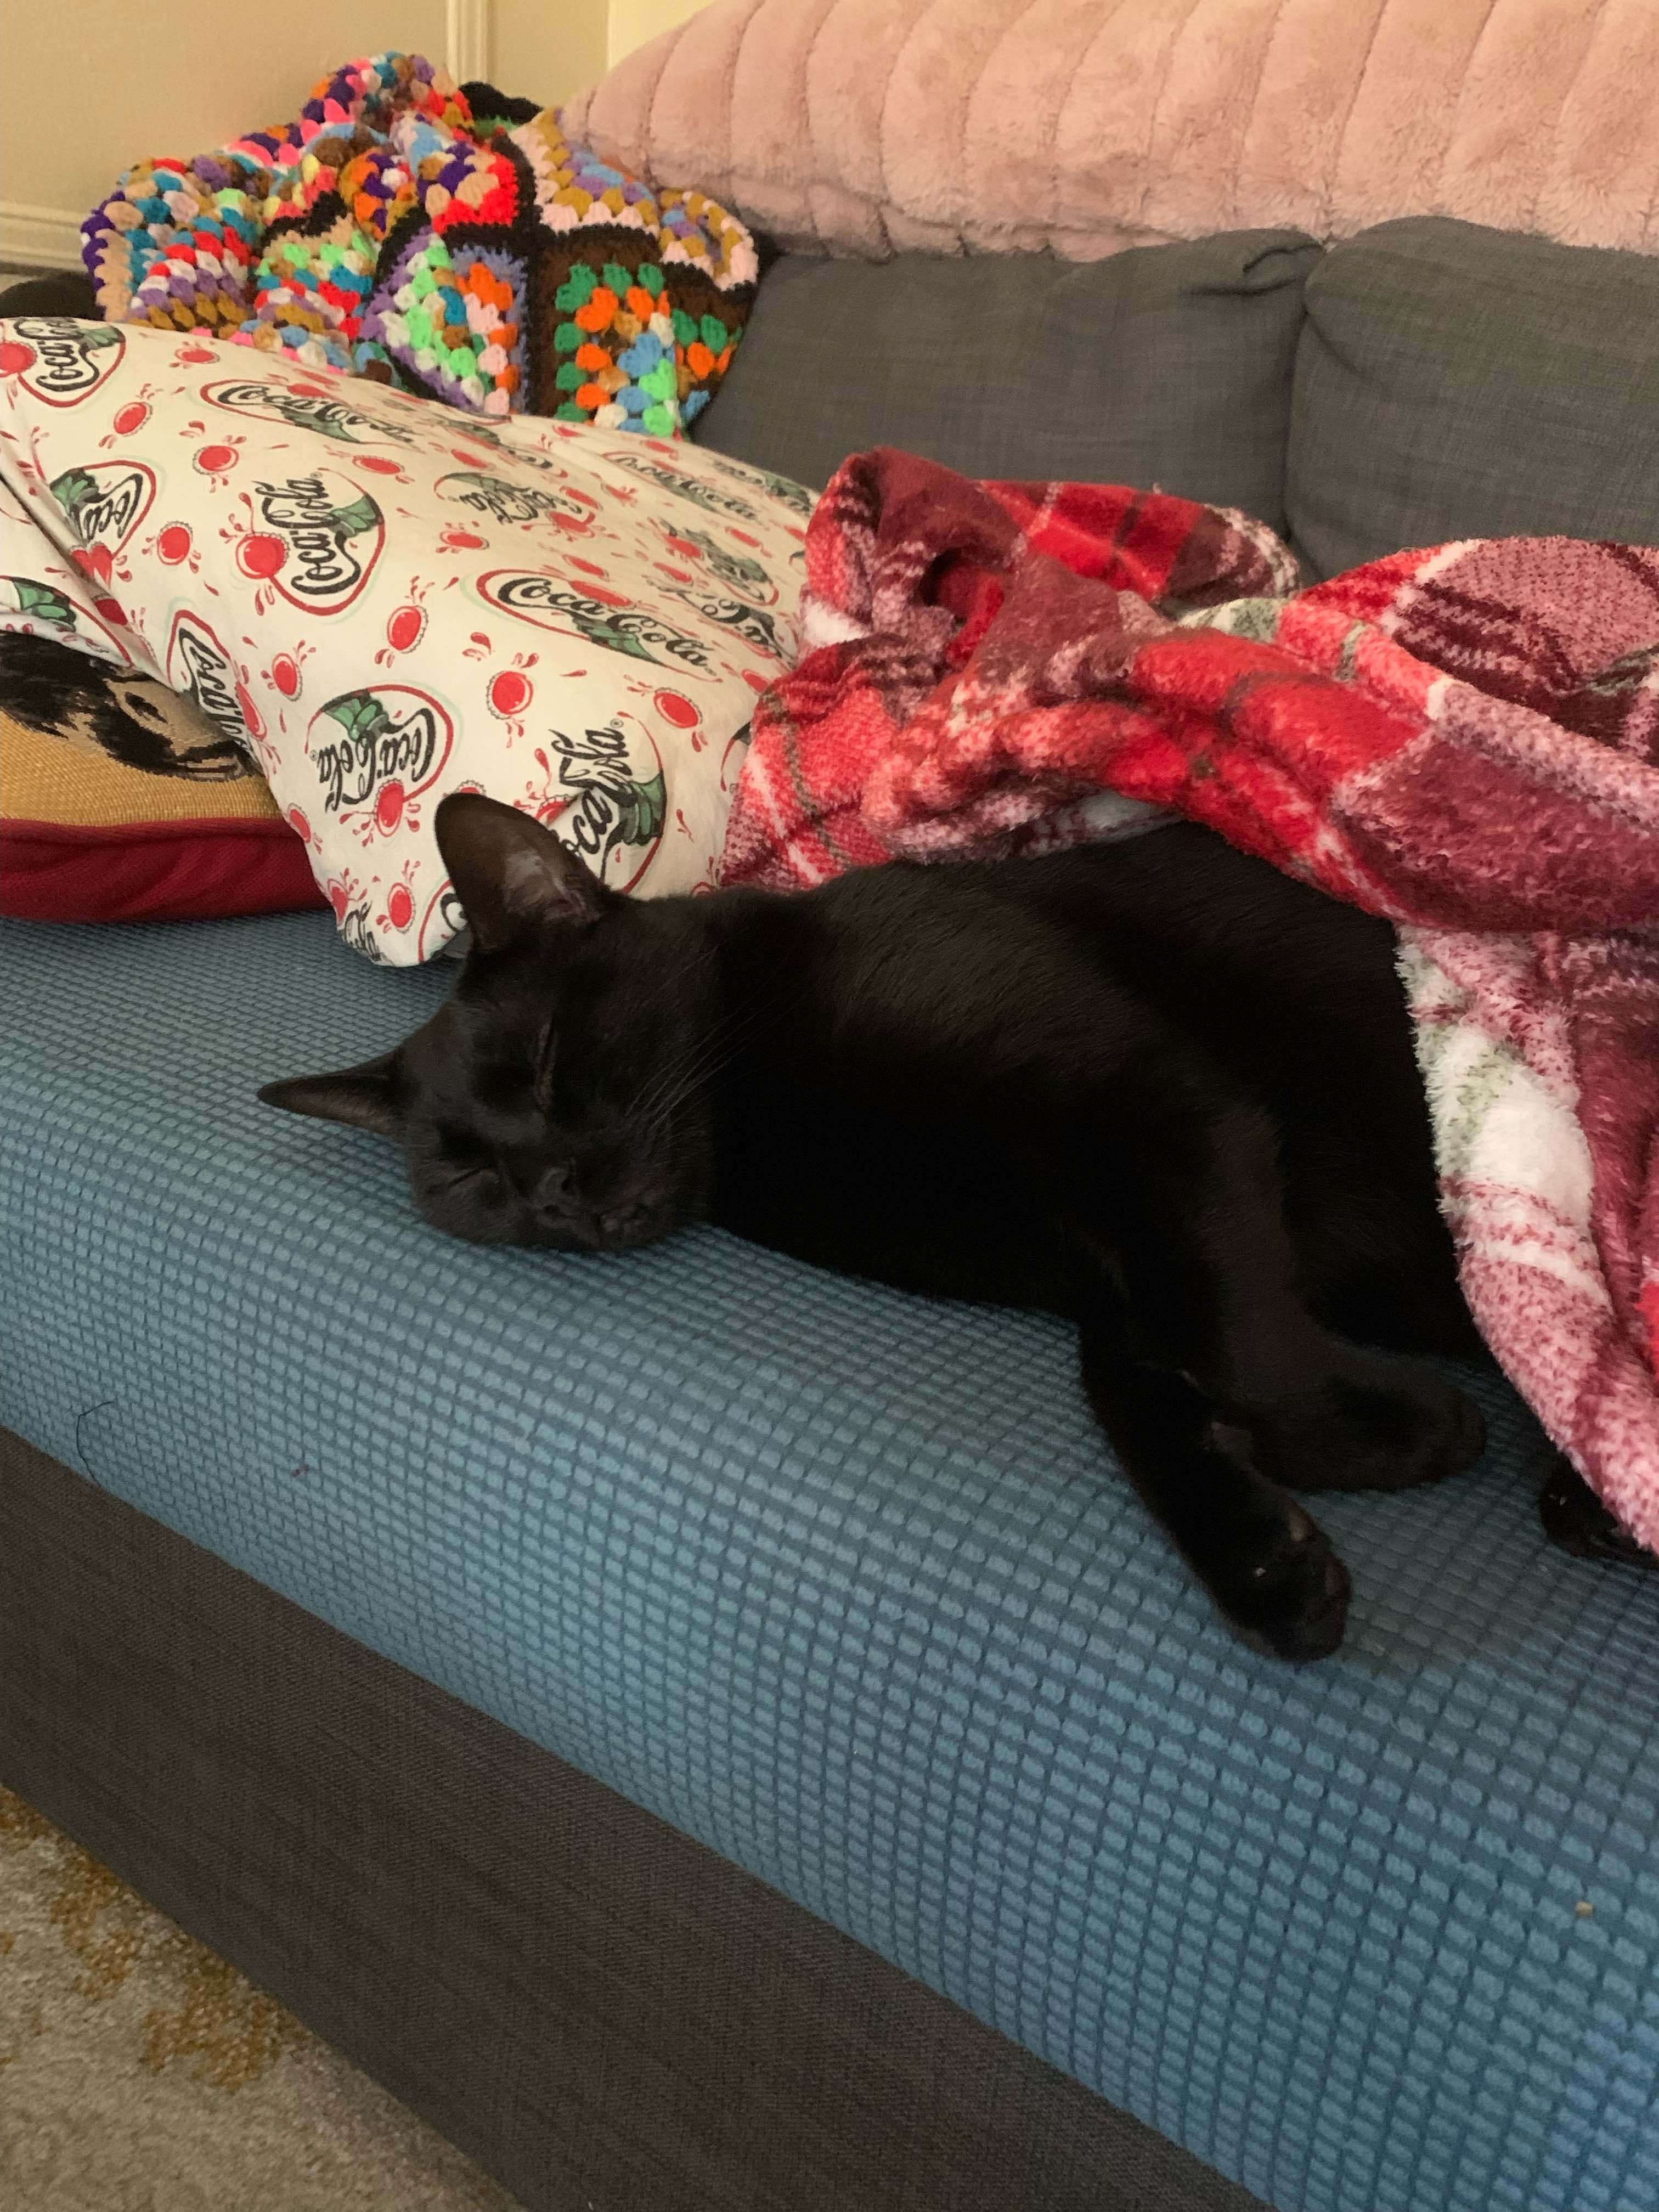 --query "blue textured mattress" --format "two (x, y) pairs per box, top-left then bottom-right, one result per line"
(5, 910), (1659, 2212)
